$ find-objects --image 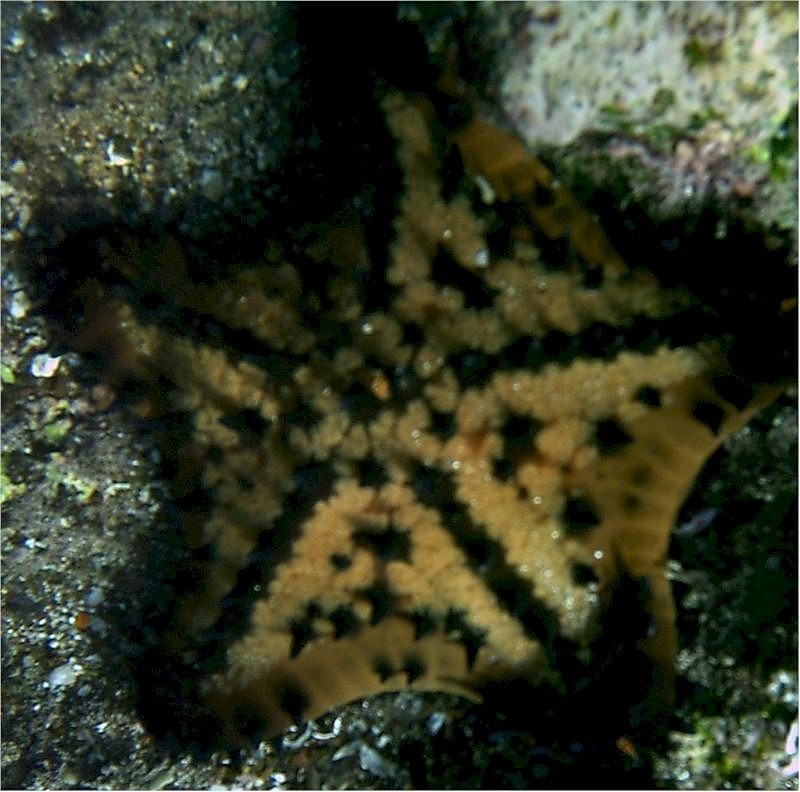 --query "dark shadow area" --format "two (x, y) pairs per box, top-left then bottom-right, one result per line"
(672, 393), (798, 675)
(588, 189), (797, 386)
(9, 3), (796, 789)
